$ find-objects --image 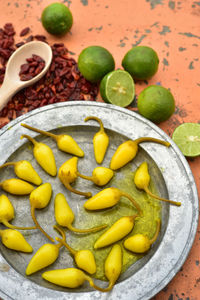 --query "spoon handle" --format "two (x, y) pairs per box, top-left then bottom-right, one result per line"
(0, 80), (19, 111)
